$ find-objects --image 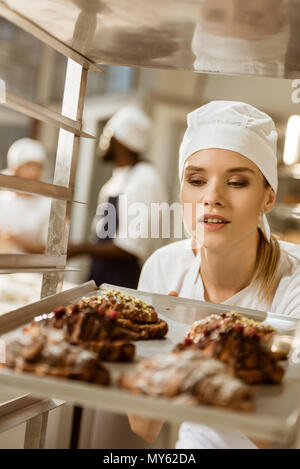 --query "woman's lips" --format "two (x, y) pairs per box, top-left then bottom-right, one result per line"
(202, 222), (229, 232)
(198, 214), (231, 232)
